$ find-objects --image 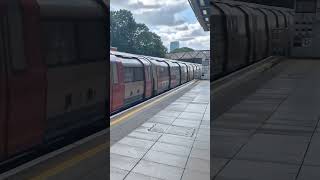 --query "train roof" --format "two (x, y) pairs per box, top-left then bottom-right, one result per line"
(110, 51), (200, 67)
(110, 51), (143, 68)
